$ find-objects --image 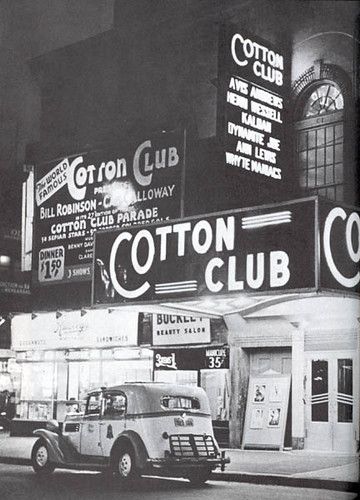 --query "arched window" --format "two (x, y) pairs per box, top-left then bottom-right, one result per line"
(295, 81), (345, 200)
